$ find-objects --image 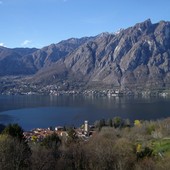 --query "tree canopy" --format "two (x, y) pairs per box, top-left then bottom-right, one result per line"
(2, 123), (24, 141)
